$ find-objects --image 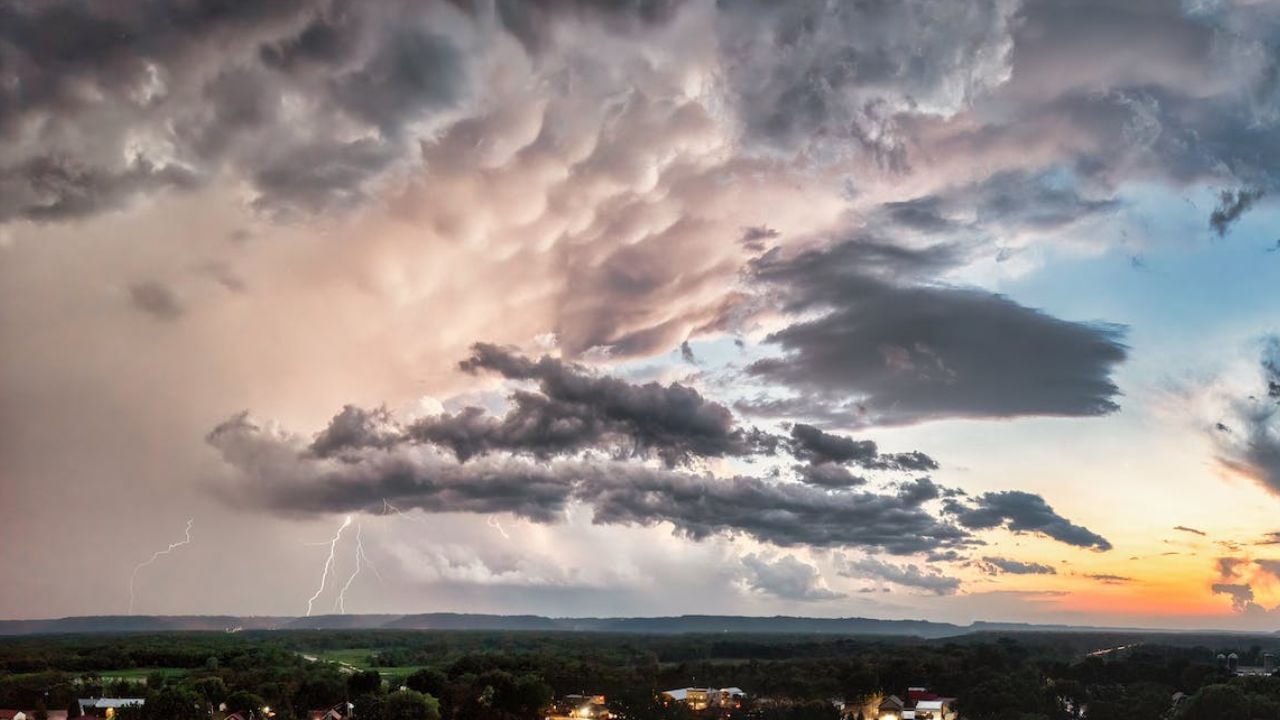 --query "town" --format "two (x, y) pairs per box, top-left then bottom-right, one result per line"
(2, 630), (1277, 720)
